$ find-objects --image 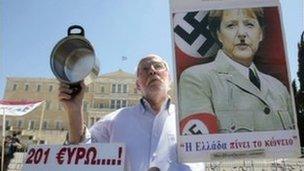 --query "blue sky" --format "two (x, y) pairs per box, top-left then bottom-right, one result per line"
(0, 0), (303, 98)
